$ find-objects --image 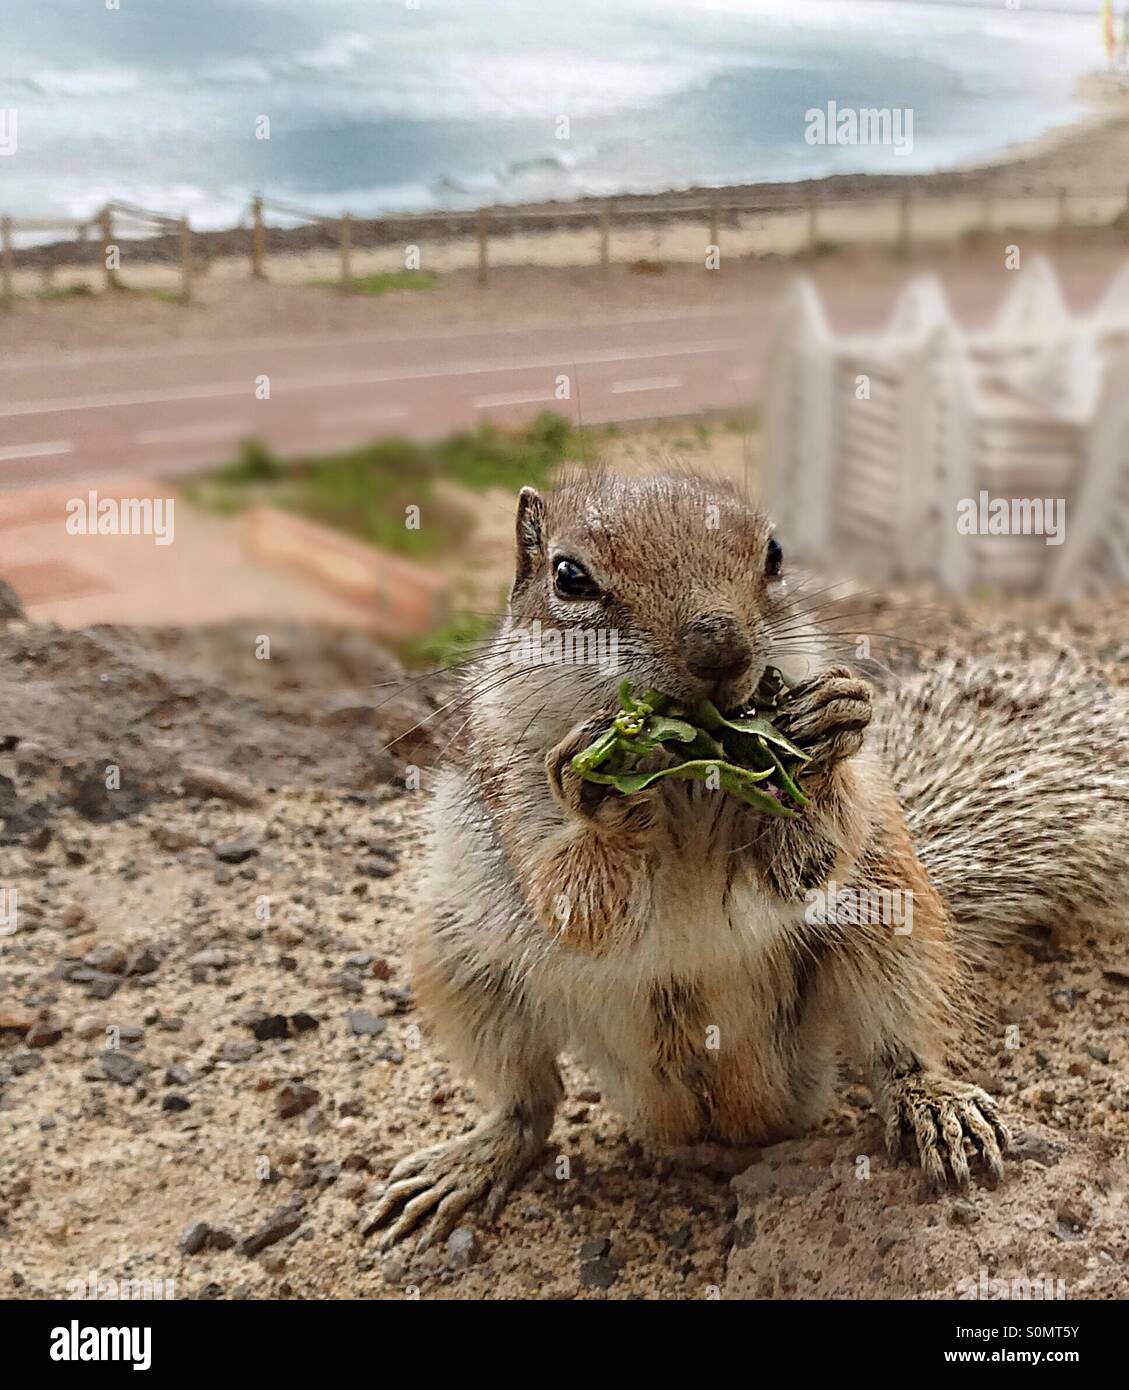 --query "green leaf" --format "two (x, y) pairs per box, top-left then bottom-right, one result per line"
(569, 673), (810, 818)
